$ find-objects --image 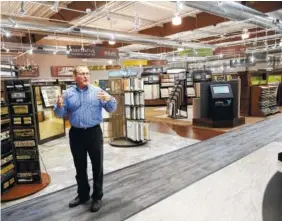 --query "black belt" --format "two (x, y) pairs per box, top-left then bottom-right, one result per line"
(71, 124), (99, 131)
